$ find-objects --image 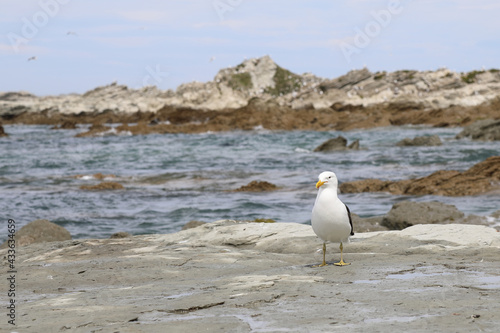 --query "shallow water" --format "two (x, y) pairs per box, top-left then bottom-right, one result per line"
(1, 124), (499, 241)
